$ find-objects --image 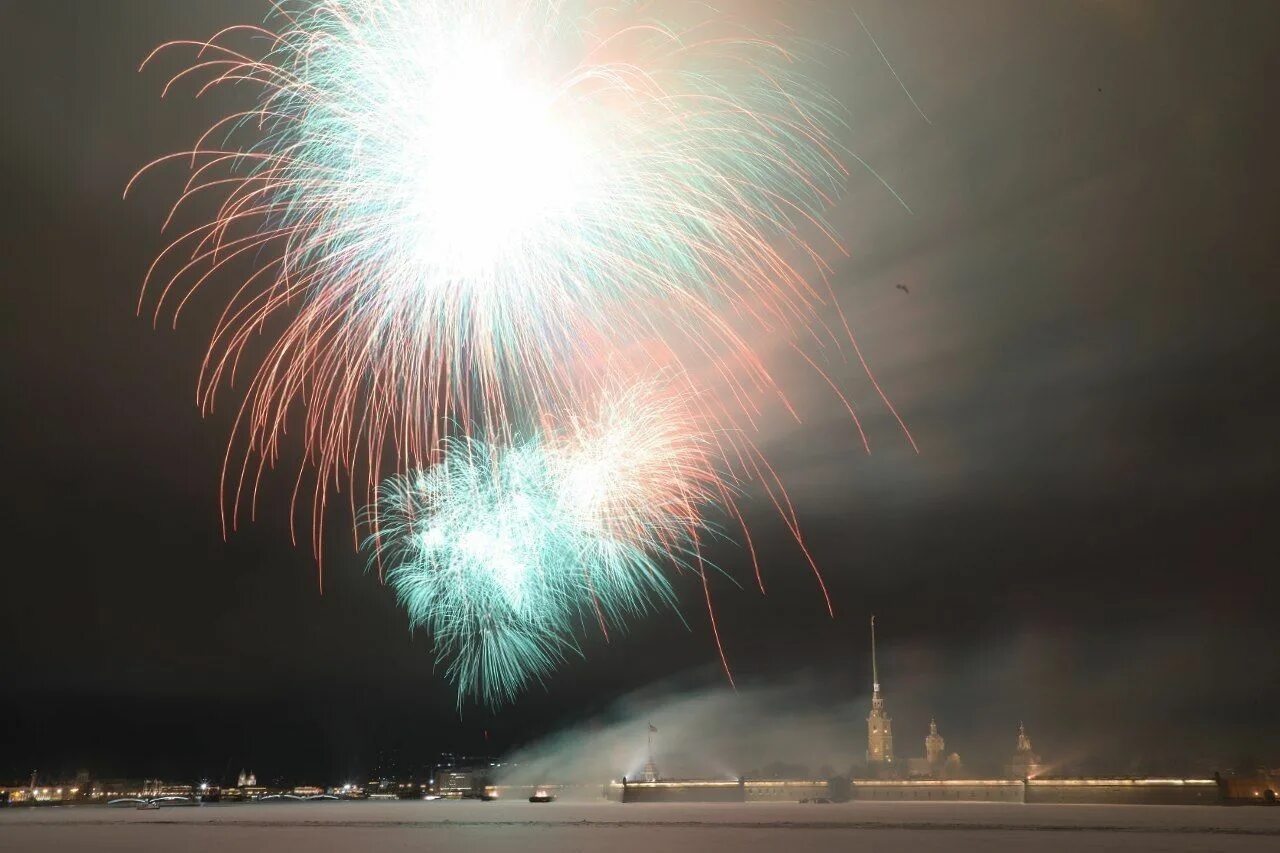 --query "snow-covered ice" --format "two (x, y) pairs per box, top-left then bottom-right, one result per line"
(2, 799), (1278, 852)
